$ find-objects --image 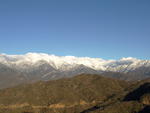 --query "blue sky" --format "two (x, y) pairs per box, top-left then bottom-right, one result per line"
(0, 0), (150, 59)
